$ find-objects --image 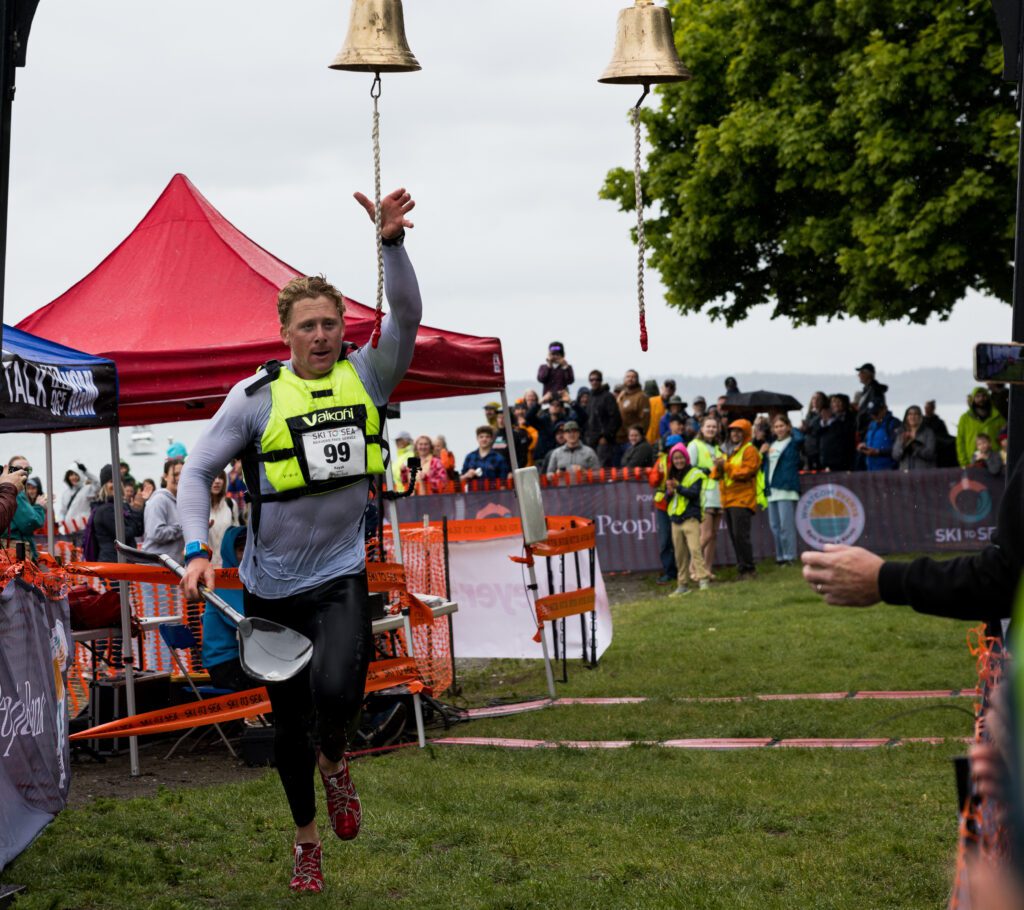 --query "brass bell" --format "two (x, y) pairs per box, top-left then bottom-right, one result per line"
(329, 0), (421, 73)
(599, 0), (690, 85)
